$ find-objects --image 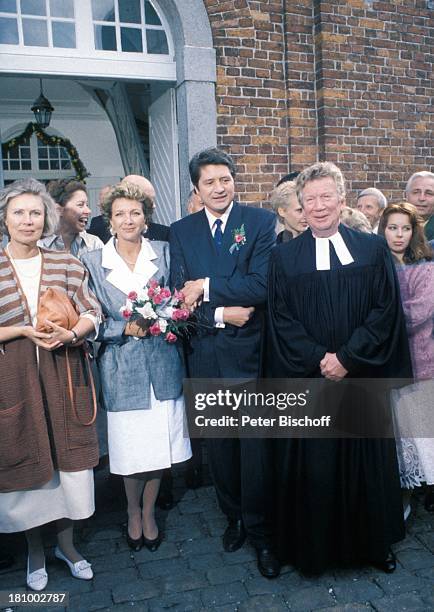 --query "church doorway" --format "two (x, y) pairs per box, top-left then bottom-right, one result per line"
(0, 0), (216, 221)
